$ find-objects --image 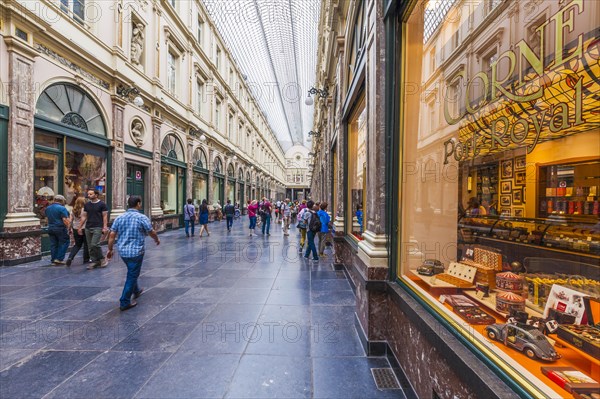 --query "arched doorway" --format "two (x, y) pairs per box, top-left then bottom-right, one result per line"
(212, 156), (224, 205)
